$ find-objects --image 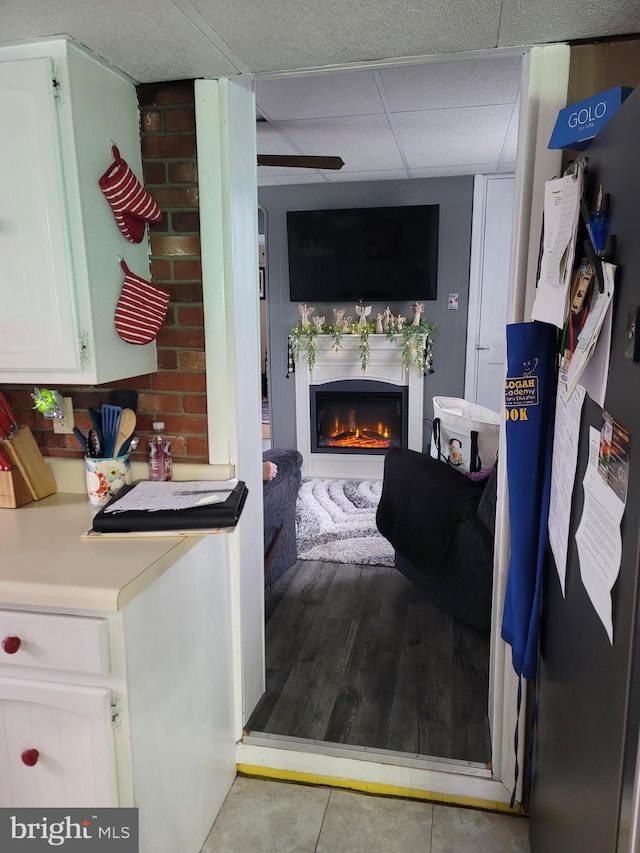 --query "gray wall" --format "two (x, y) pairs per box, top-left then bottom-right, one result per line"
(259, 176), (474, 452)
